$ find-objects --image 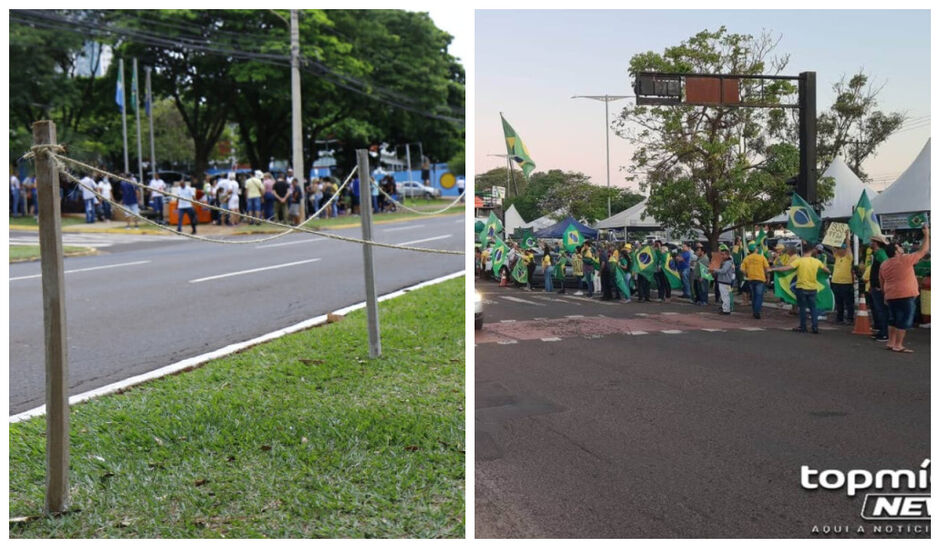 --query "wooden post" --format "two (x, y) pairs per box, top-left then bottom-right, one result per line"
(356, 149), (381, 358)
(33, 120), (70, 514)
